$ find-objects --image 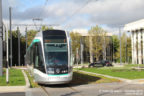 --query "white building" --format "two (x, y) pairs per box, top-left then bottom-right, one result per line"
(124, 19), (144, 64)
